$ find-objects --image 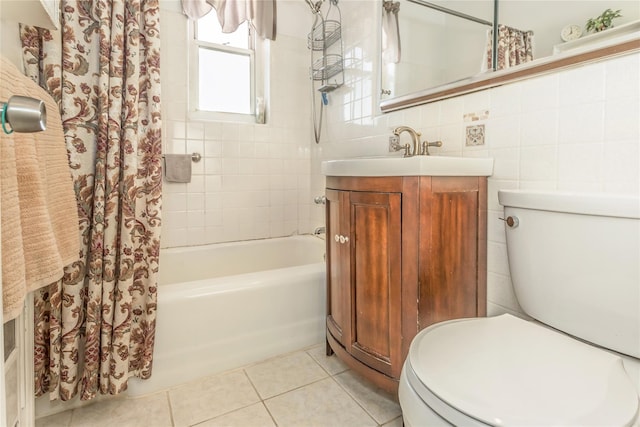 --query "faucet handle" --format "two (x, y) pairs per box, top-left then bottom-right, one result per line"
(420, 140), (443, 155)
